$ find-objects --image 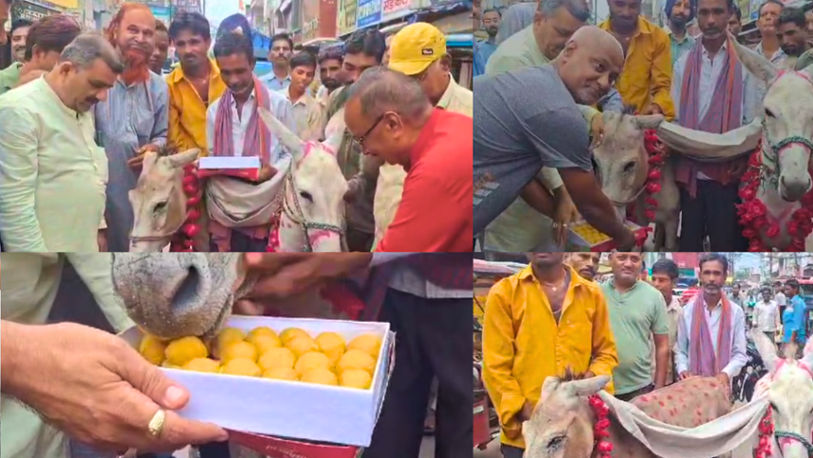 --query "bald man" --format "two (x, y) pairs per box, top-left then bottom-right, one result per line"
(474, 26), (635, 250)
